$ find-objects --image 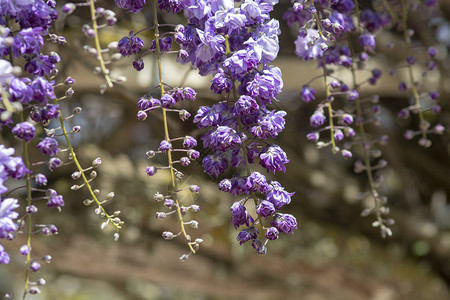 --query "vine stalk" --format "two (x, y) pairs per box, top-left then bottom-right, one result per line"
(89, 0), (113, 88)
(152, 0), (195, 254)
